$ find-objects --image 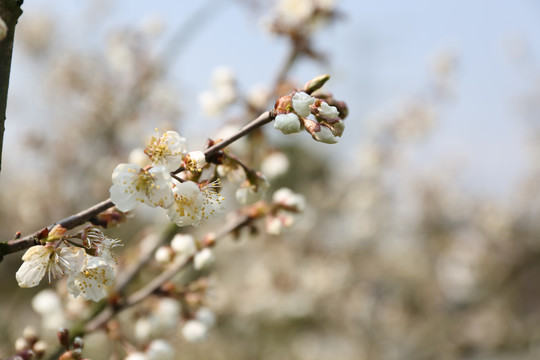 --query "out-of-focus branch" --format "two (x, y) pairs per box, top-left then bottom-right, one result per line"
(1, 110), (275, 260)
(84, 213), (252, 333)
(0, 0), (23, 173)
